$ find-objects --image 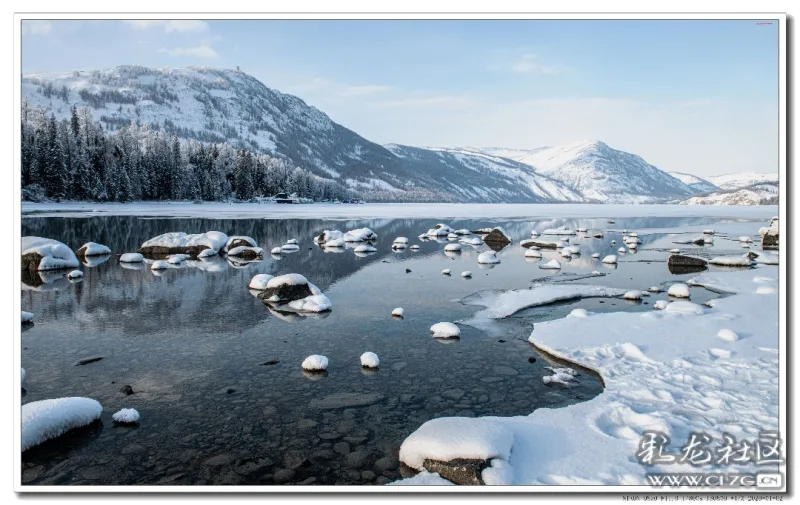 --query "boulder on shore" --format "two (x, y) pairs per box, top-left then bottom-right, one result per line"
(667, 254), (708, 275)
